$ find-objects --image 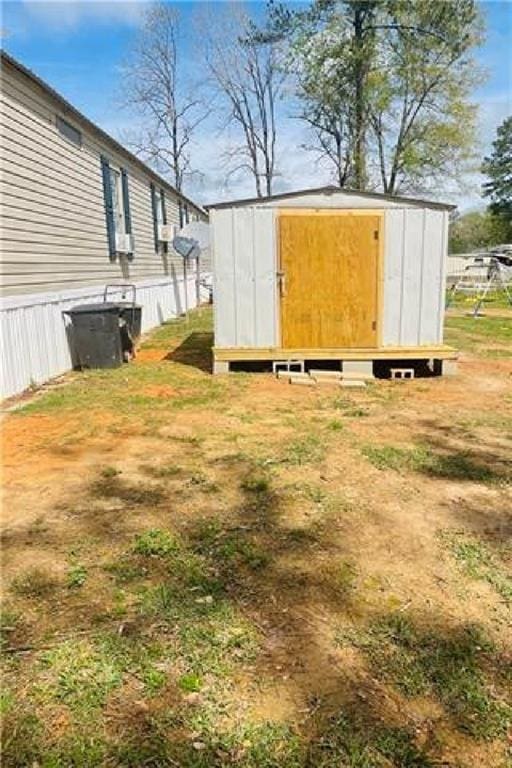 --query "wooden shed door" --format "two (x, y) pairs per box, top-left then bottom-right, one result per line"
(278, 212), (381, 349)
